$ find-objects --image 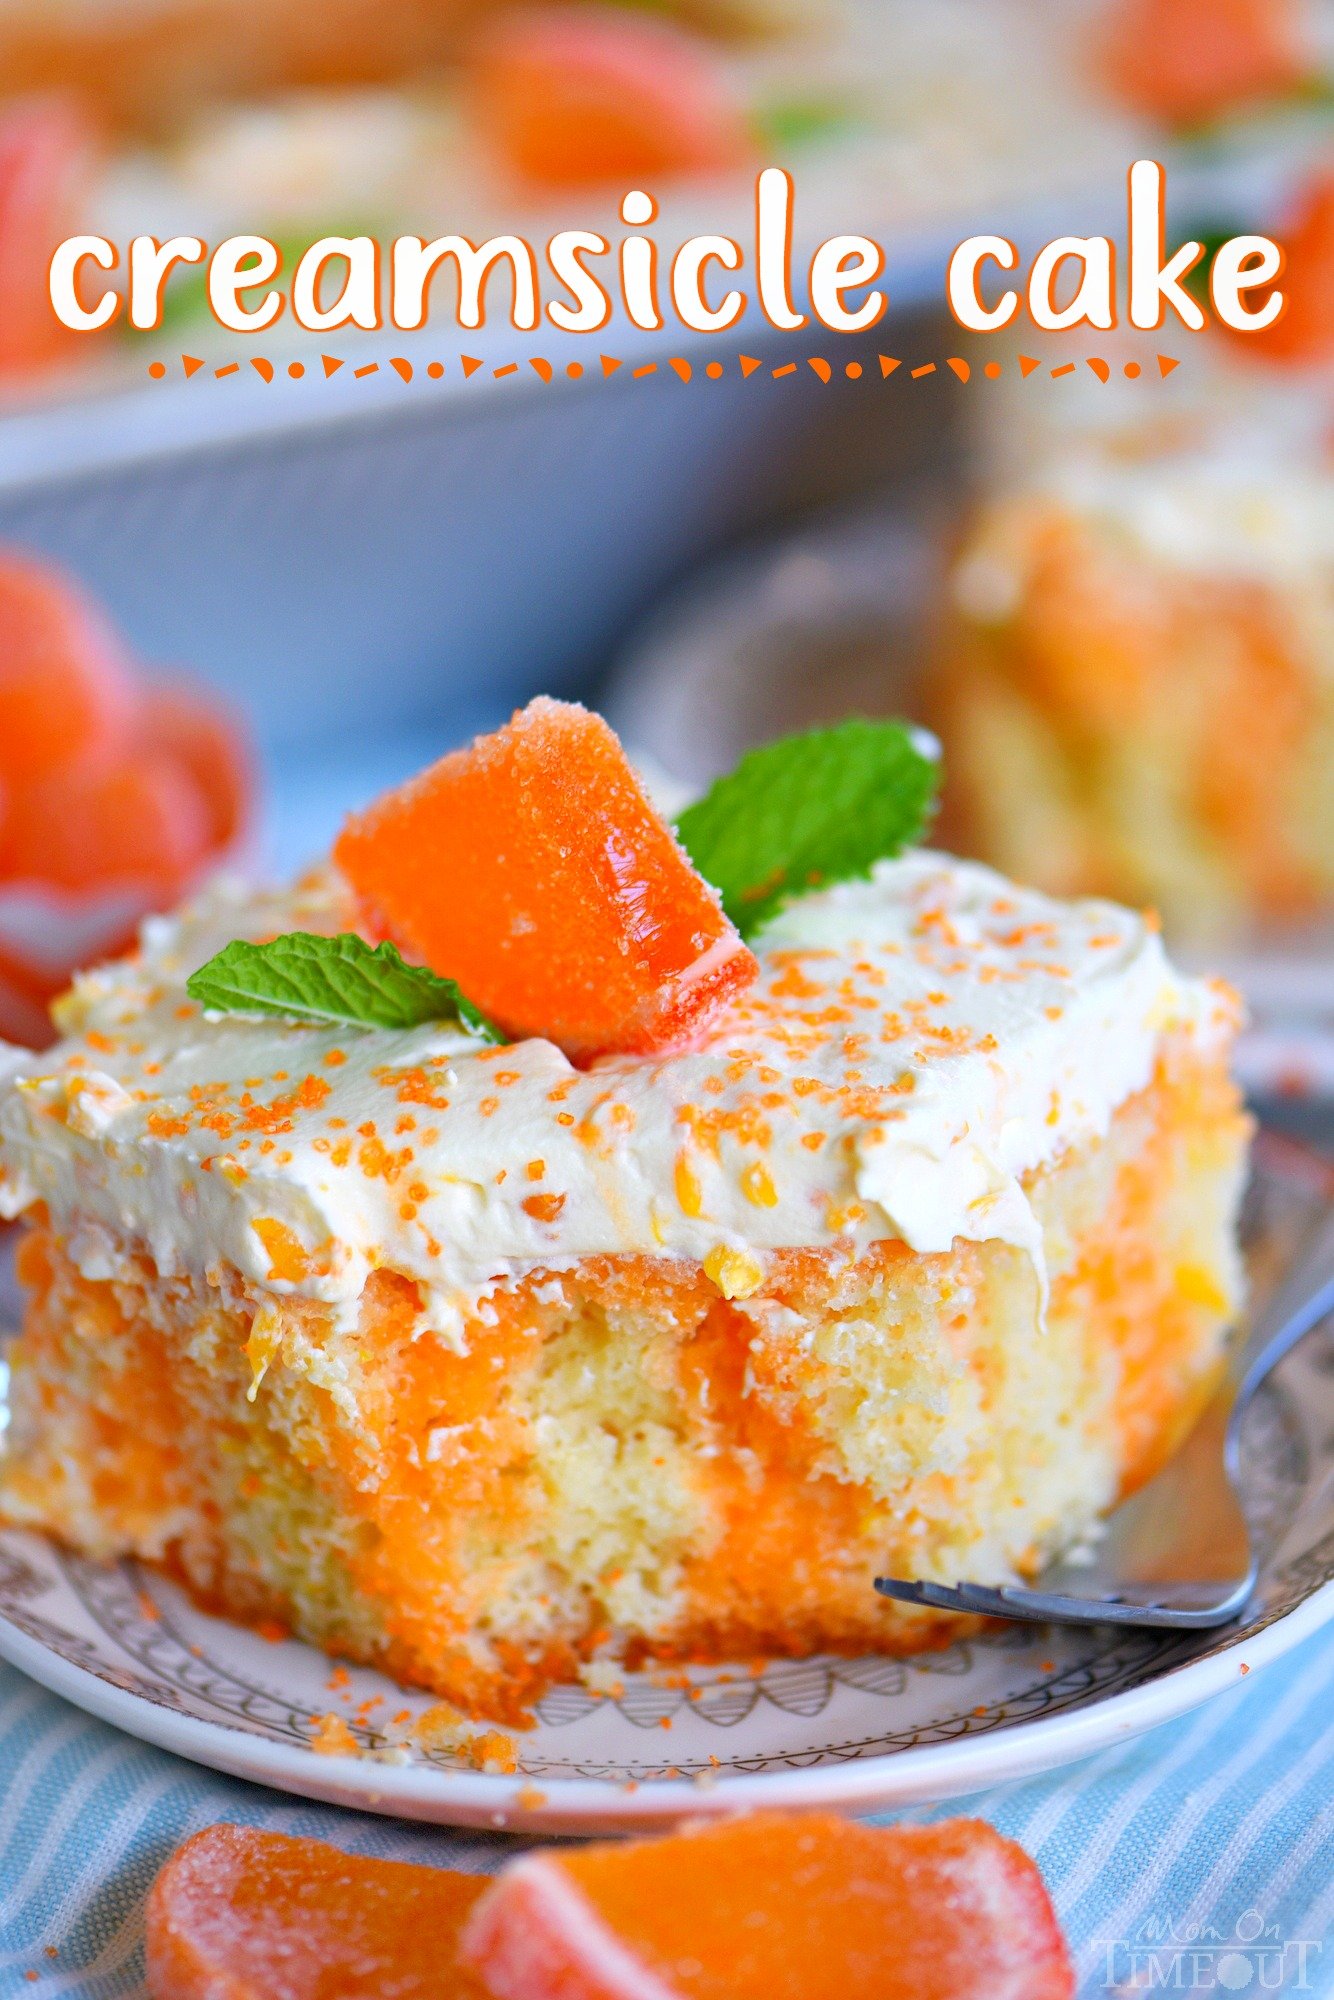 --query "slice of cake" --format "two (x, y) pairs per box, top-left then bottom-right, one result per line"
(0, 706), (1248, 1721)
